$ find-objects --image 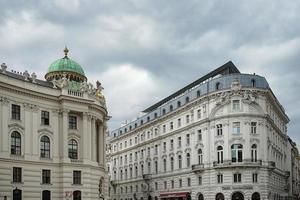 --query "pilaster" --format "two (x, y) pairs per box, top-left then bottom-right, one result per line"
(1, 97), (9, 153)
(61, 109), (69, 160)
